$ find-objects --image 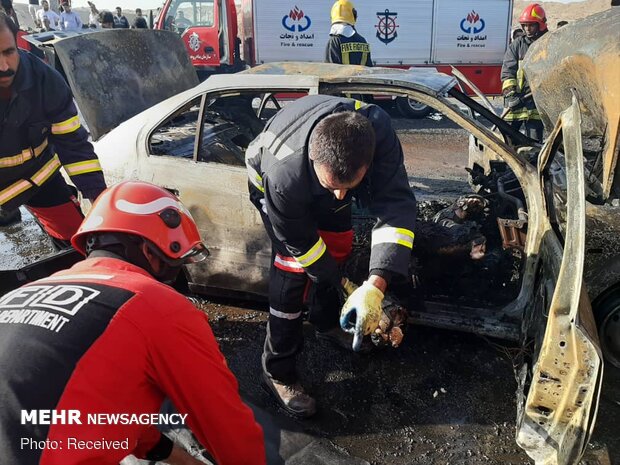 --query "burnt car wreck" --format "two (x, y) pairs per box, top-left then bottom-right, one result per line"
(5, 9), (617, 464)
